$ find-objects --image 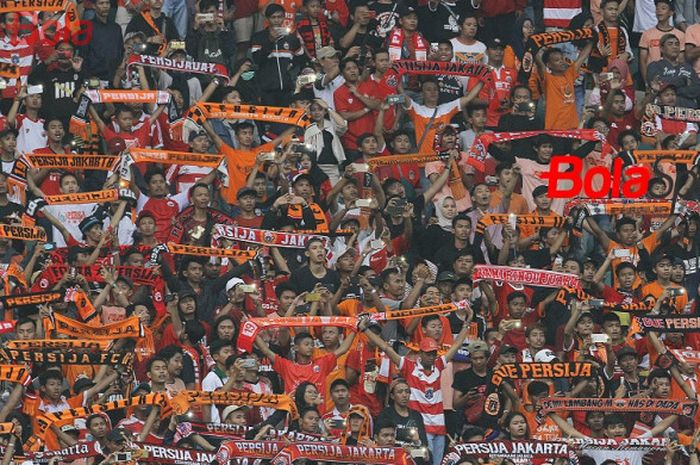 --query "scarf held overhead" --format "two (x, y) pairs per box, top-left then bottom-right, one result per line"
(214, 224), (326, 249)
(45, 312), (145, 340)
(0, 348), (133, 366)
(127, 54), (230, 82)
(238, 316), (358, 352)
(467, 129), (608, 171)
(128, 148), (224, 167)
(26, 154), (120, 170)
(472, 265), (580, 289)
(519, 27), (595, 82)
(490, 362), (594, 386)
(637, 315), (700, 333)
(189, 103), (311, 128)
(169, 390), (298, 419)
(84, 90), (171, 104)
